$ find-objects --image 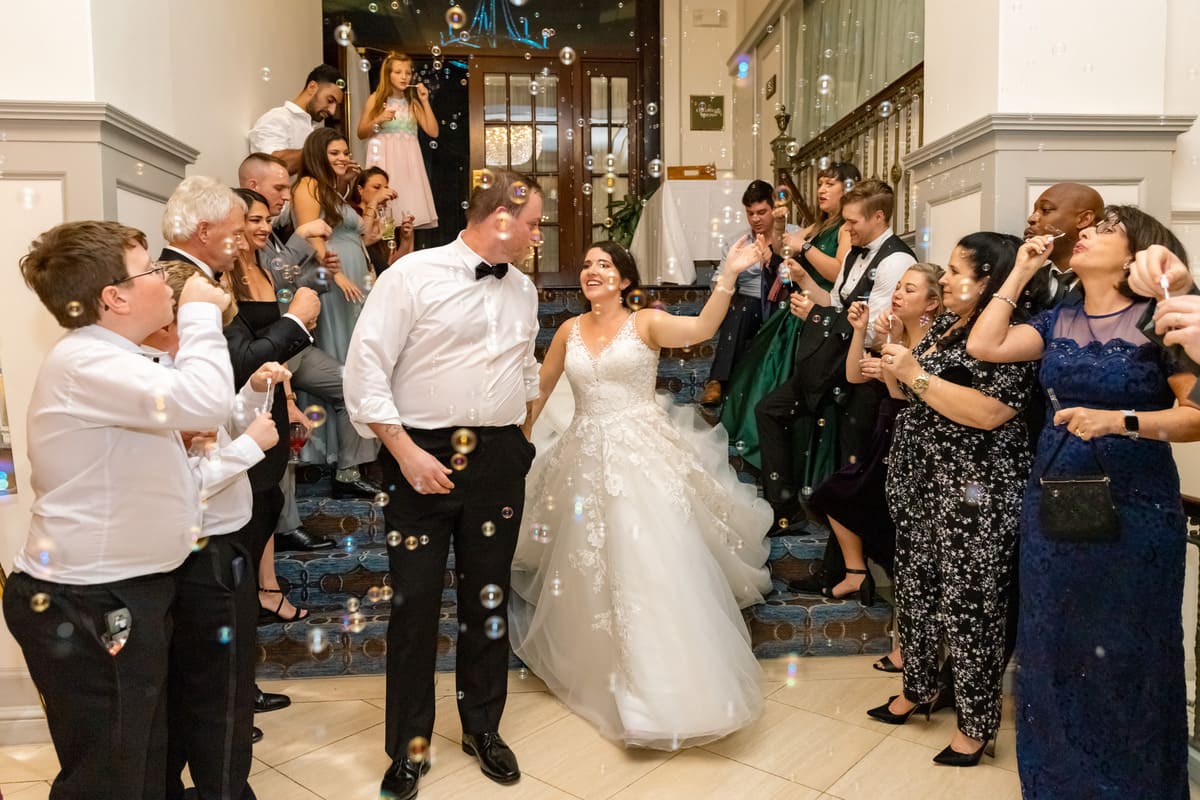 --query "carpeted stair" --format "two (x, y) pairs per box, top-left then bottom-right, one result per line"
(256, 287), (893, 679)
